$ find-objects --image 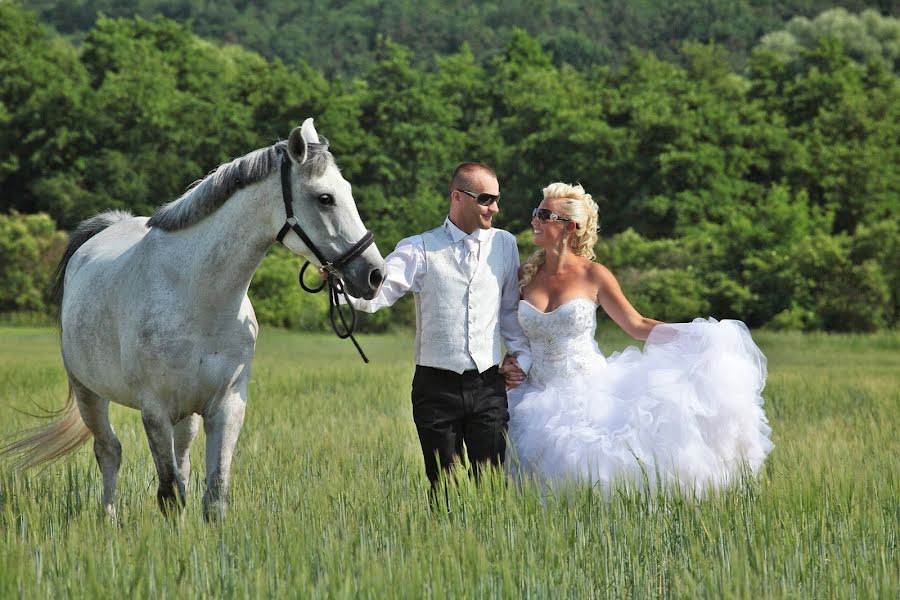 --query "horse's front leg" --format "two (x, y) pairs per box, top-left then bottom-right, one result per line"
(202, 386), (247, 521)
(174, 413), (202, 485)
(141, 401), (187, 515)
